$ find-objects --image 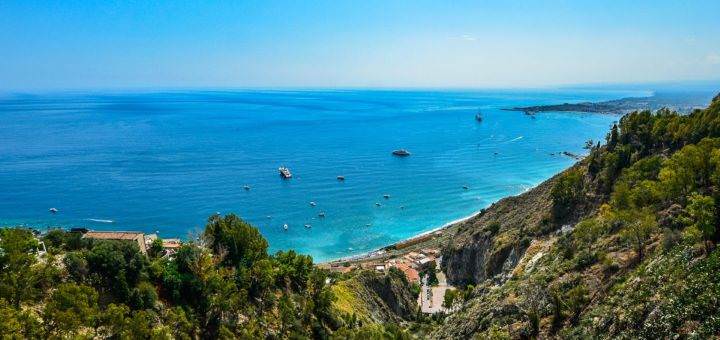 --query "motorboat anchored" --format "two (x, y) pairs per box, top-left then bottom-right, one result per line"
(392, 149), (411, 156)
(279, 166), (292, 179)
